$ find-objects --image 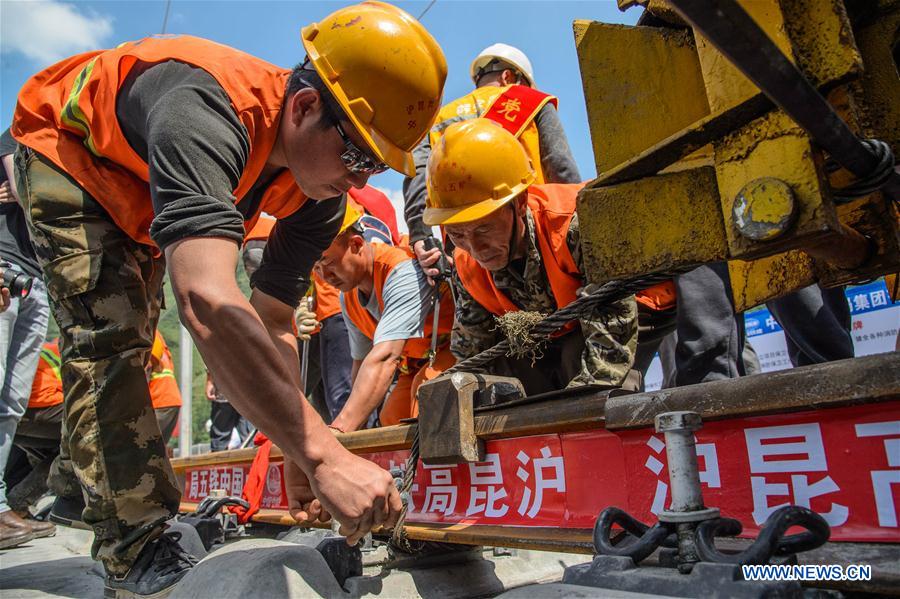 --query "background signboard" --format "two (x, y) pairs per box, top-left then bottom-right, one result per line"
(644, 280), (899, 391)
